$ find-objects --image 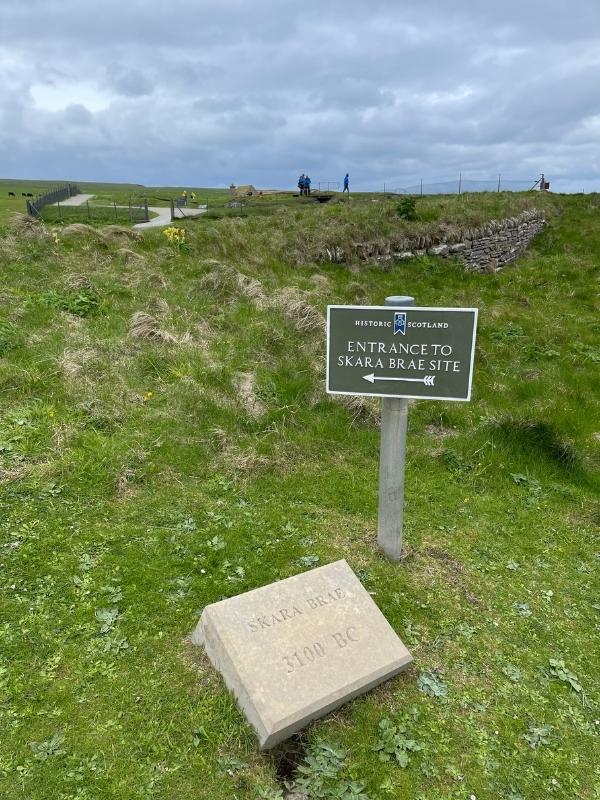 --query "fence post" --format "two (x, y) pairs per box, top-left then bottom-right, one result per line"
(497, 174), (501, 192)
(114, 202), (117, 221)
(420, 179), (423, 196)
(458, 173), (462, 195)
(170, 199), (175, 221)
(57, 201), (62, 222)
